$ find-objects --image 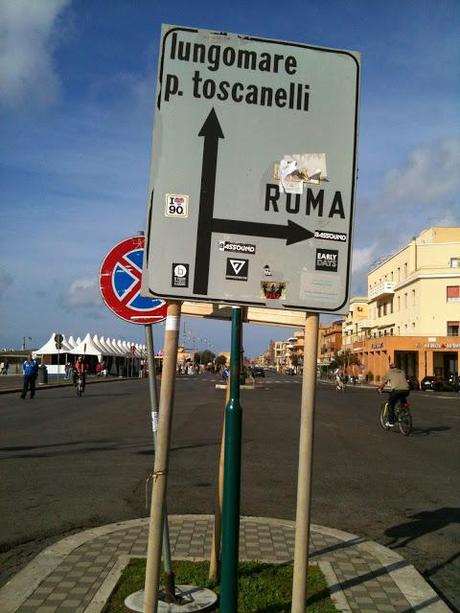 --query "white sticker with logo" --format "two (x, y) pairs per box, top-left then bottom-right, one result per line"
(165, 194), (189, 218)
